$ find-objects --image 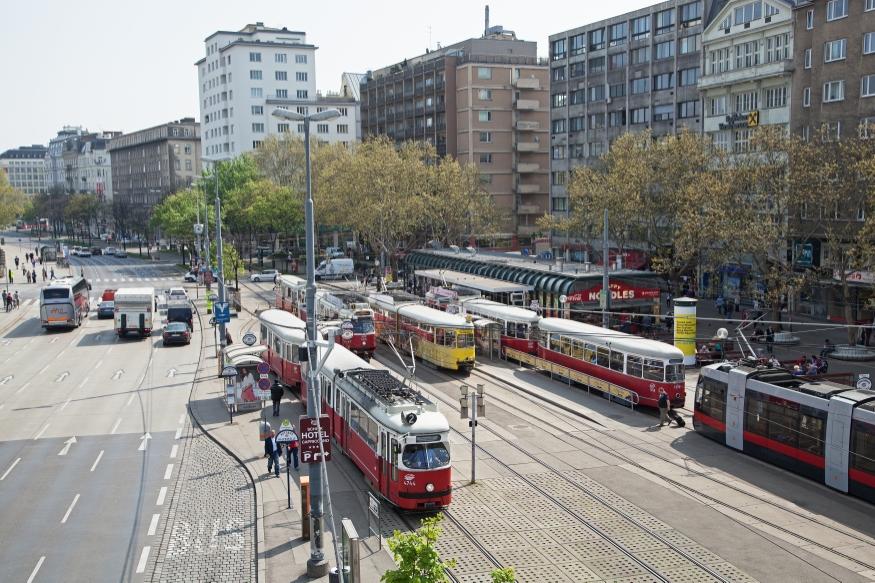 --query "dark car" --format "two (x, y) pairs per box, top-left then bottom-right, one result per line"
(97, 301), (114, 319)
(90, 247), (102, 255)
(162, 322), (191, 346)
(166, 300), (194, 329)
